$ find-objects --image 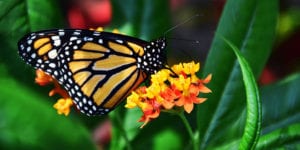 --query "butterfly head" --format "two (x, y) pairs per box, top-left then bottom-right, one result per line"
(153, 37), (166, 50)
(140, 37), (166, 74)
